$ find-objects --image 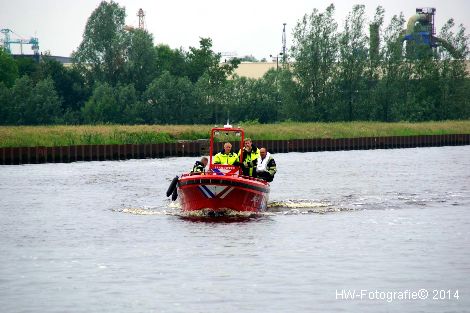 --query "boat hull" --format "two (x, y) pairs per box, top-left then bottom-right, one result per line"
(177, 175), (270, 212)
